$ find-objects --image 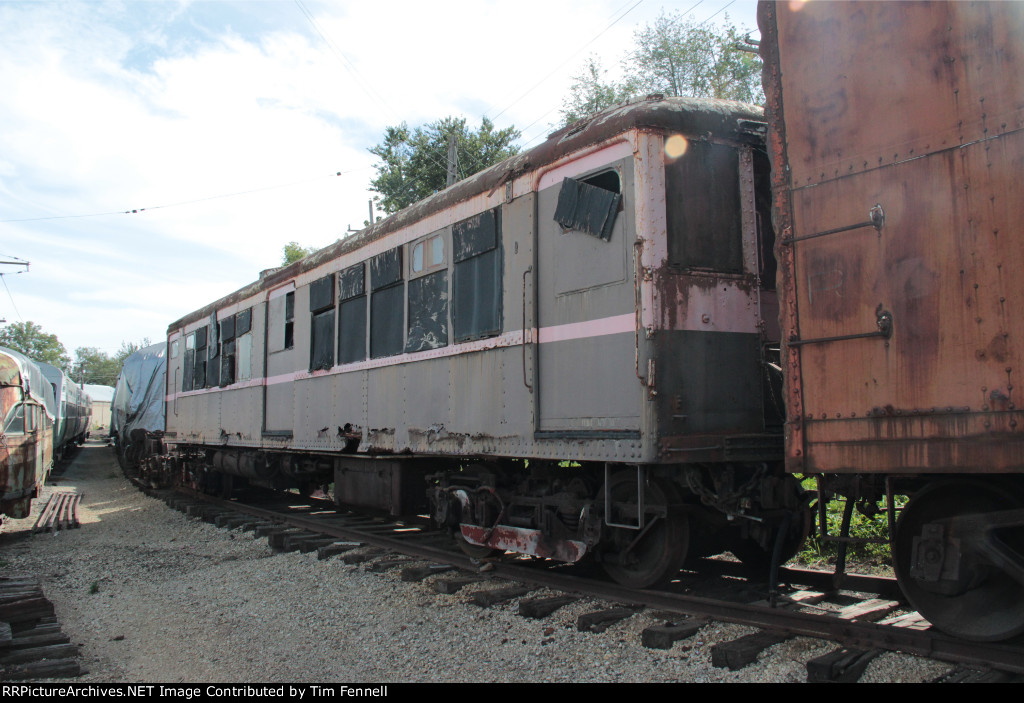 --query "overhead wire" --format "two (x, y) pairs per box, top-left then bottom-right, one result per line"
(0, 274), (24, 323)
(0, 169), (365, 224)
